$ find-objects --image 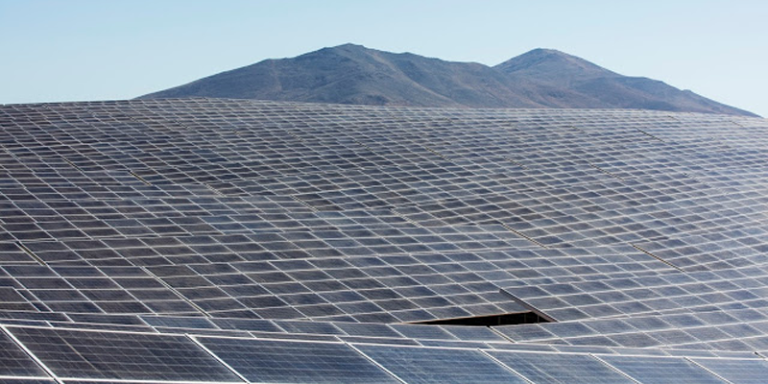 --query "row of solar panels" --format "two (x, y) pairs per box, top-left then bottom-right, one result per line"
(4, 228), (766, 327)
(0, 305), (762, 360)
(0, 324), (766, 384)
(3, 143), (763, 246)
